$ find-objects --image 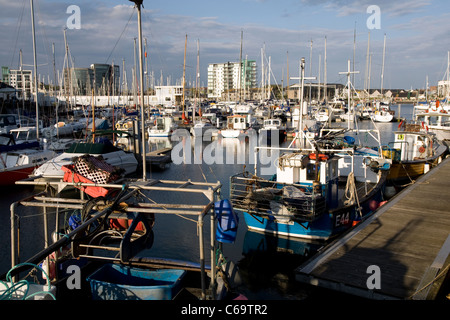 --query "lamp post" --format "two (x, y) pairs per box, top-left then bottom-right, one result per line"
(129, 0), (147, 180)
